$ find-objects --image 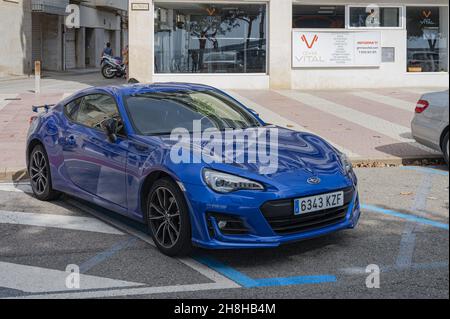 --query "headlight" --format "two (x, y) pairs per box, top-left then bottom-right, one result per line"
(203, 169), (264, 193)
(338, 153), (353, 175)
